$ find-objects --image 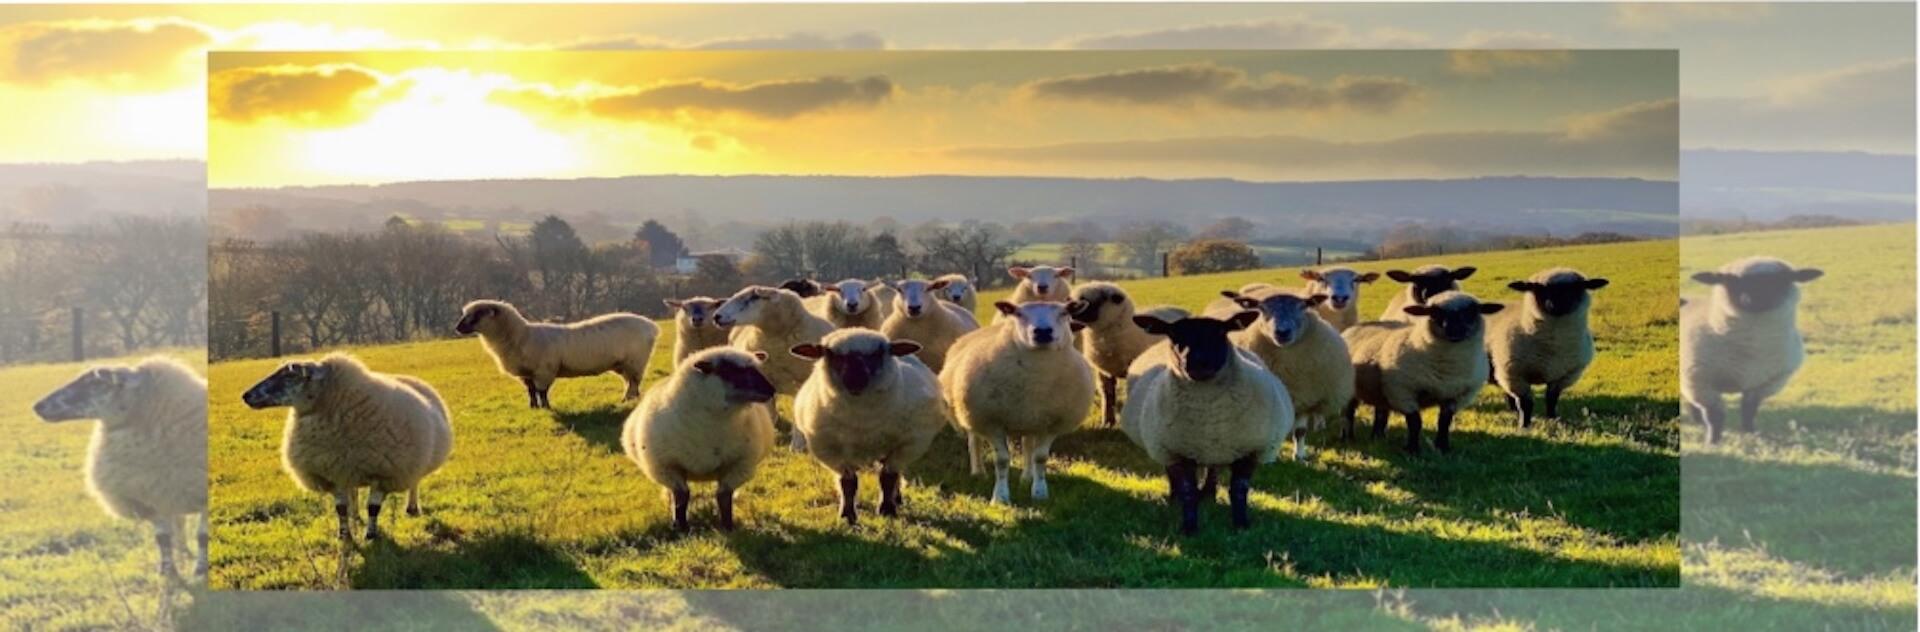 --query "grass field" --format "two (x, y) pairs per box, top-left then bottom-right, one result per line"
(205, 238), (1683, 590)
